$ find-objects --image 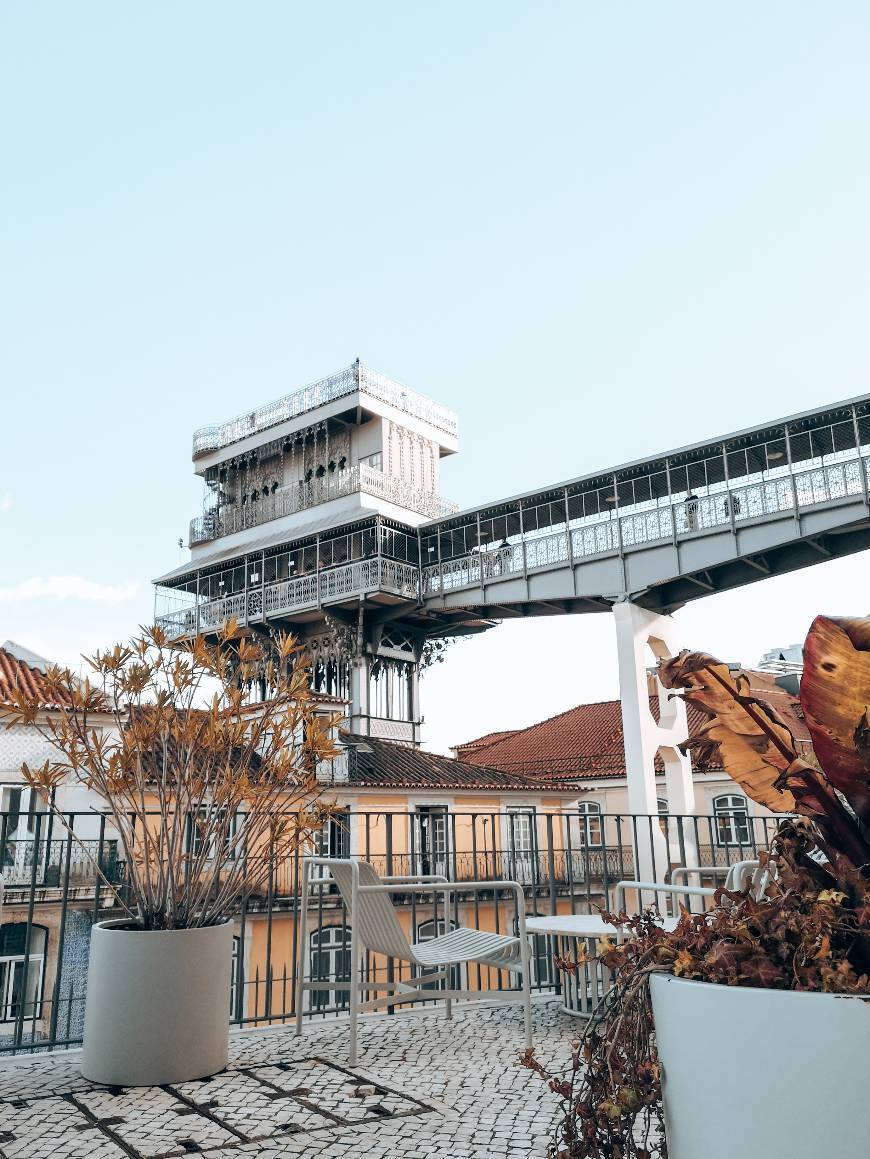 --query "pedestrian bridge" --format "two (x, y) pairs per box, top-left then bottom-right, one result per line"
(416, 393), (870, 620)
